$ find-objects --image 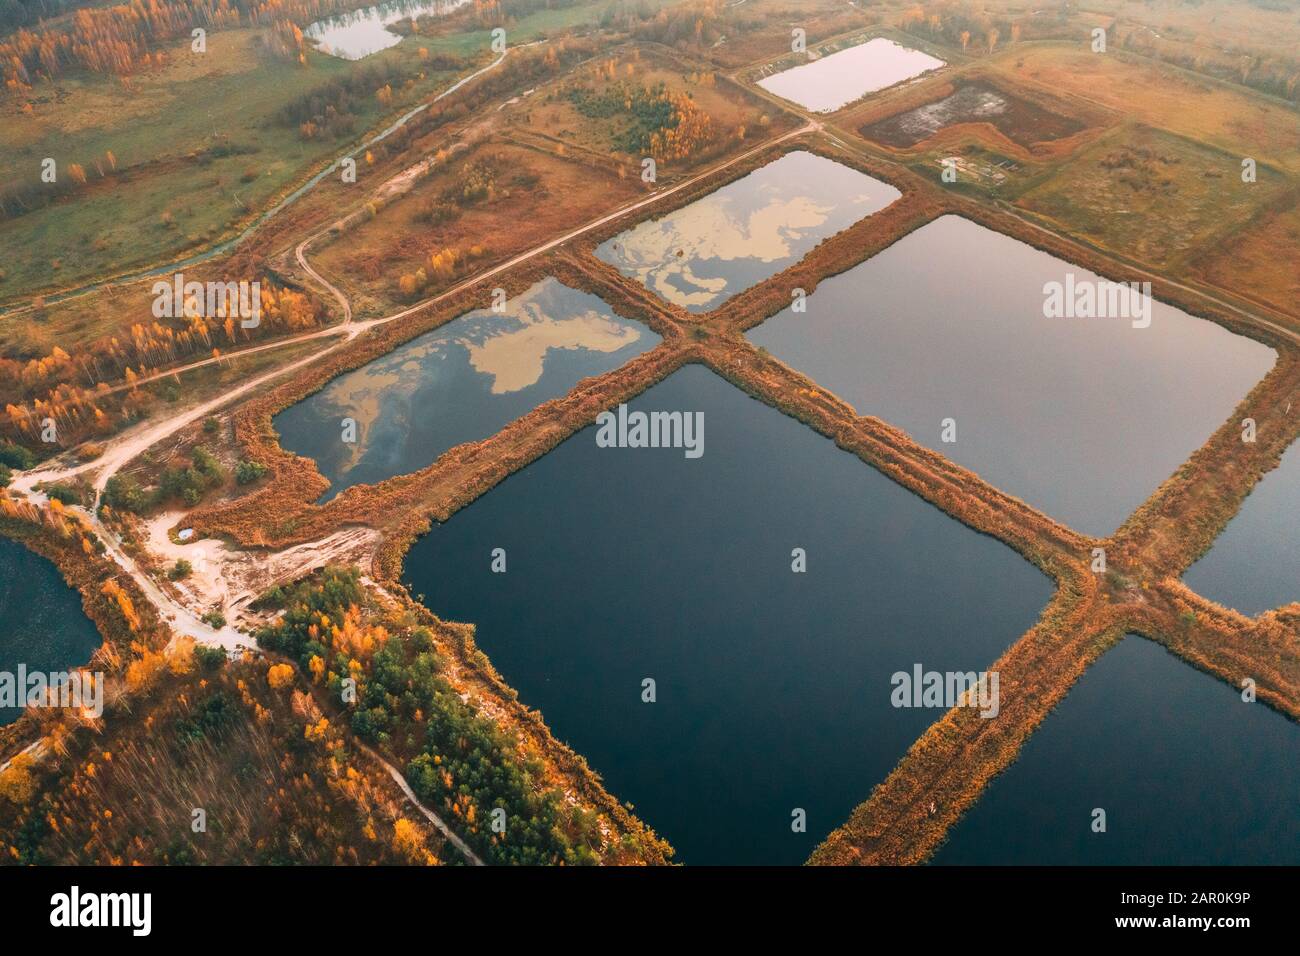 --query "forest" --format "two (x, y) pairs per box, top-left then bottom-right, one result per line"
(255, 567), (618, 864)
